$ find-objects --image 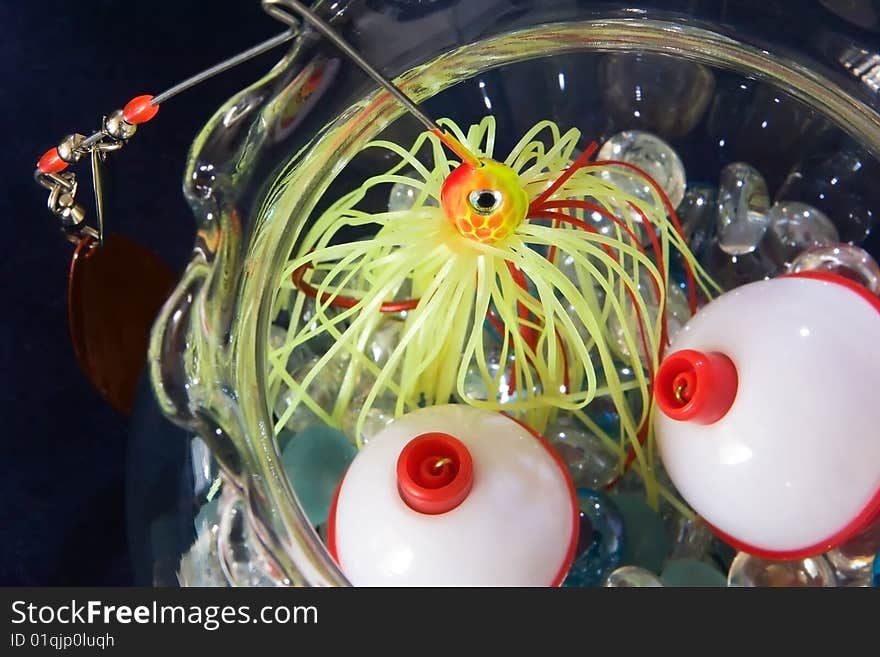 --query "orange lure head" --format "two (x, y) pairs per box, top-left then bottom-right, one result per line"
(435, 130), (529, 244)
